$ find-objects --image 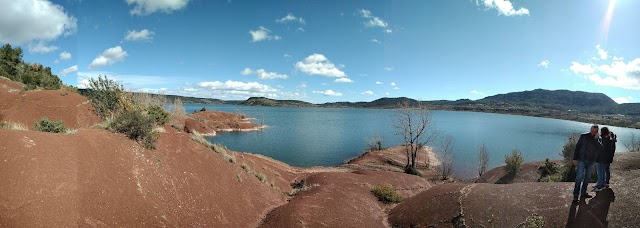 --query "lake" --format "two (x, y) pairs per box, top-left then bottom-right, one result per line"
(182, 104), (640, 179)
